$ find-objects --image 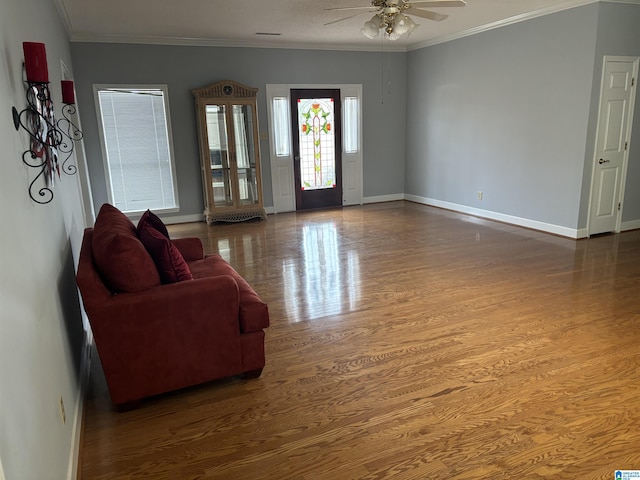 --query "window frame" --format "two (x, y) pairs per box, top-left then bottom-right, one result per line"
(93, 84), (180, 215)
